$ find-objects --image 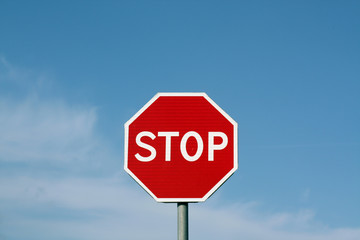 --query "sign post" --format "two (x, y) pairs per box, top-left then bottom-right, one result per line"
(178, 203), (188, 240)
(124, 92), (238, 239)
